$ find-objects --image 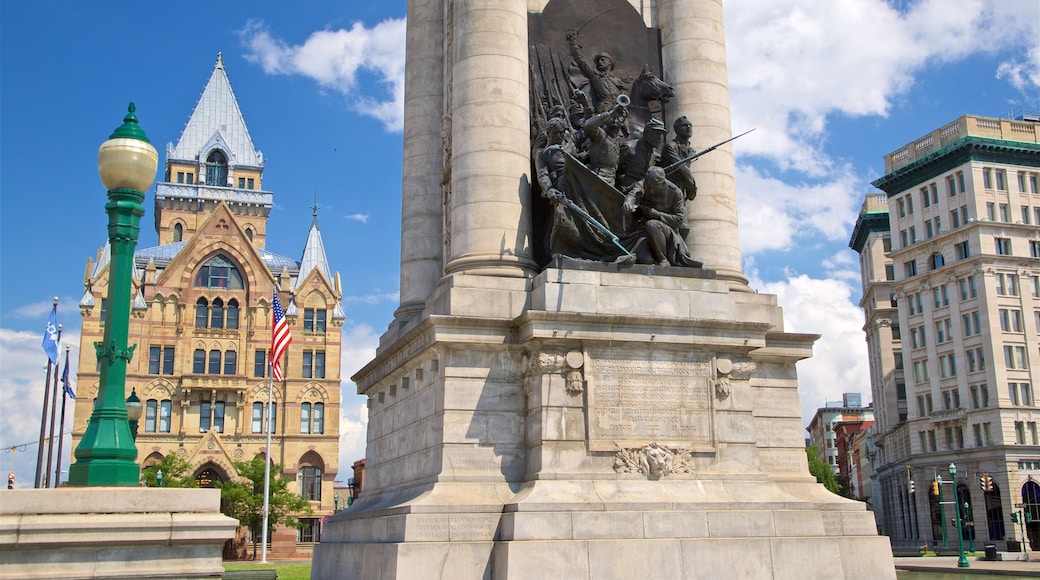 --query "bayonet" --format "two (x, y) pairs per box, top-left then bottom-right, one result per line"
(662, 128), (756, 174)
